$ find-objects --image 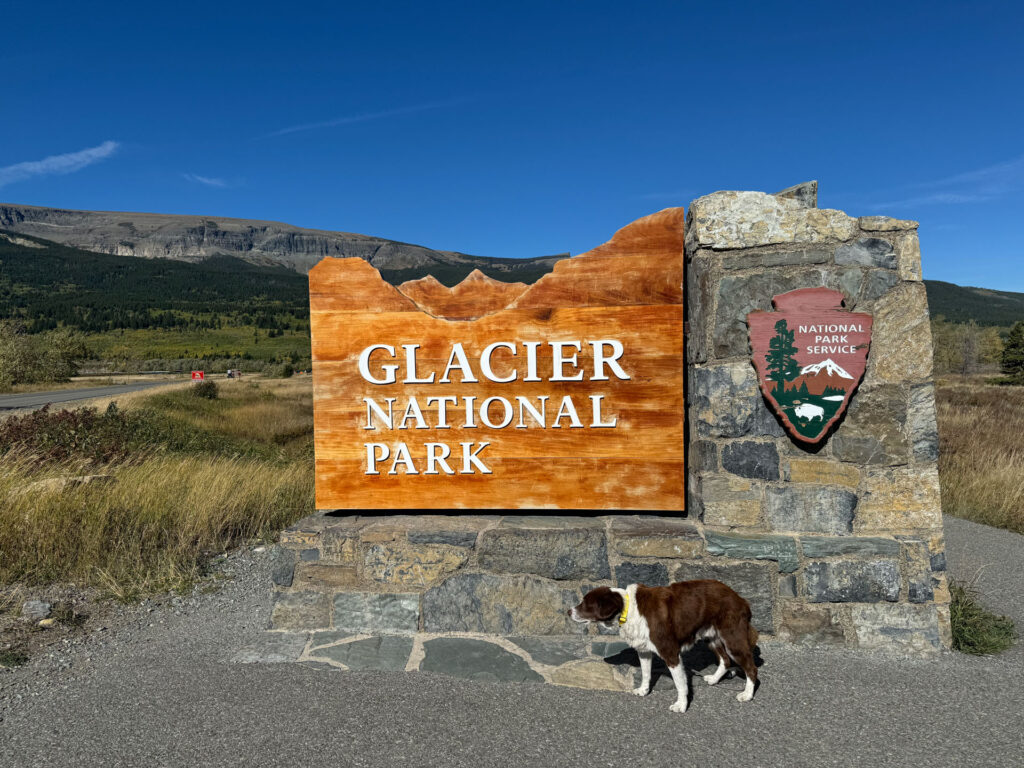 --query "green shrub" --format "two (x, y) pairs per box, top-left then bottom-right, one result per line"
(264, 362), (294, 378)
(0, 403), (147, 465)
(950, 580), (1016, 655)
(0, 321), (86, 390)
(190, 380), (219, 399)
(0, 649), (29, 668)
